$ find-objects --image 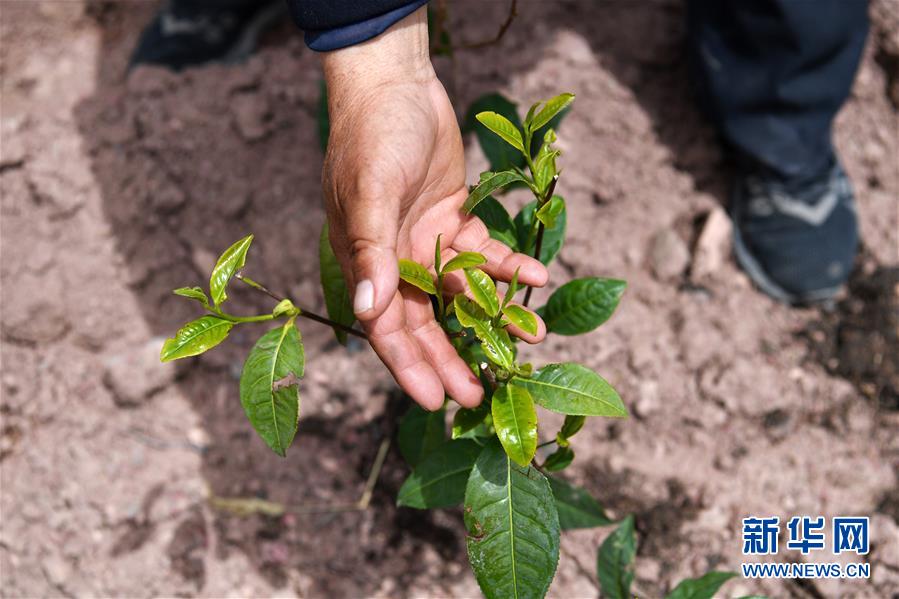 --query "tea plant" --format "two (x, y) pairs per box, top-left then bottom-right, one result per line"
(597, 515), (747, 599)
(160, 92), (628, 598)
